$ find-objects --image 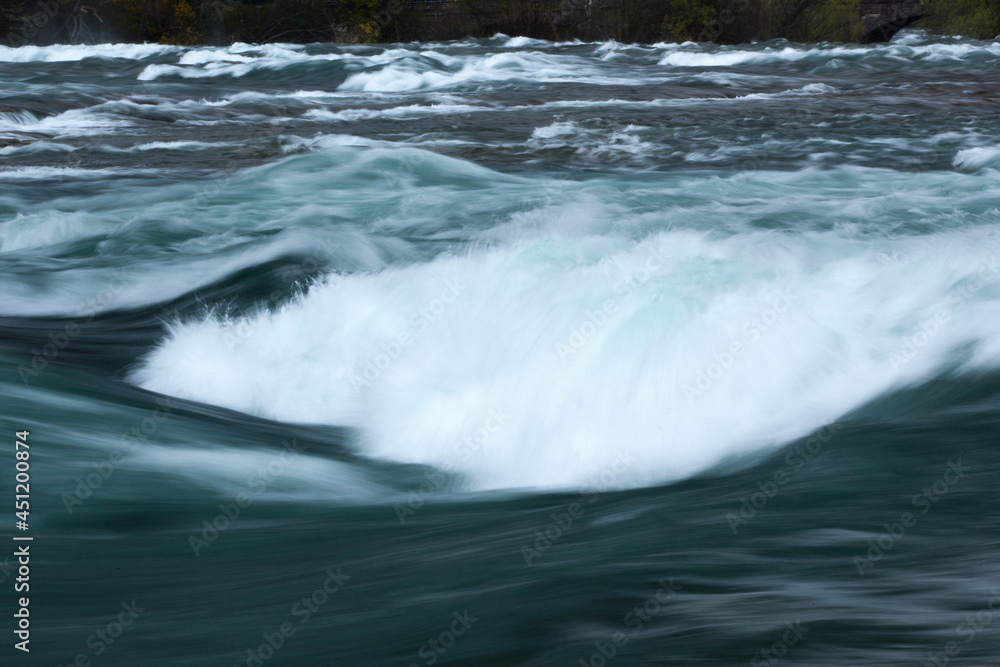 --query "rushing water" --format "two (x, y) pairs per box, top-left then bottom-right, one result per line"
(1, 31), (1000, 666)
